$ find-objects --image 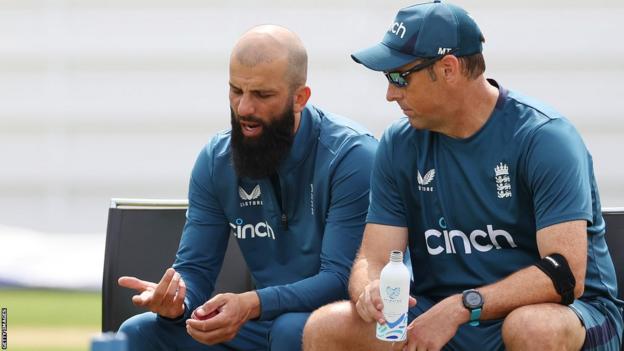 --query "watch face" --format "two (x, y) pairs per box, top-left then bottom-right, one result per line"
(464, 291), (483, 308)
